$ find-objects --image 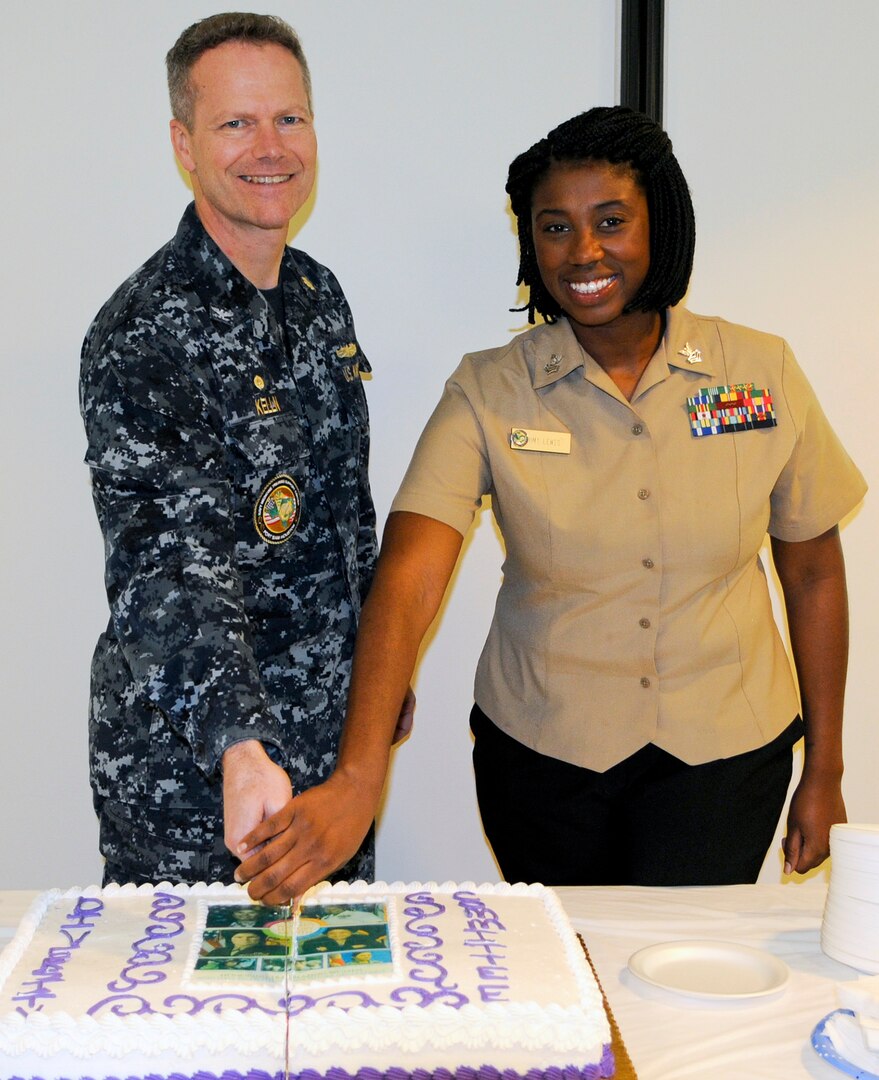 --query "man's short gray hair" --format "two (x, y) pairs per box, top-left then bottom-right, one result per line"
(166, 12), (312, 128)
